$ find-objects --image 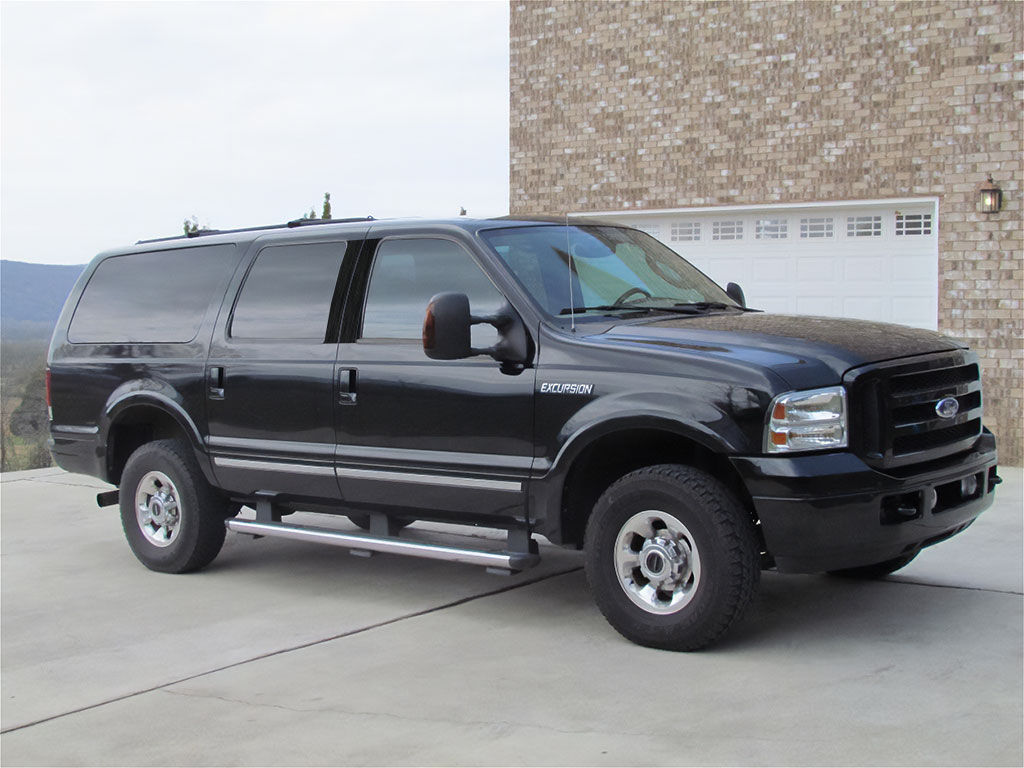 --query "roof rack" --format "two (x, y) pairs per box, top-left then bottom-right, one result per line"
(136, 216), (375, 245)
